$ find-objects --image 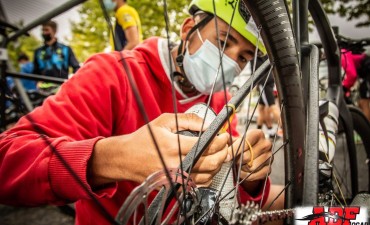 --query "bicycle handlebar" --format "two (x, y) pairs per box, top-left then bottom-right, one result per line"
(0, 21), (20, 32)
(336, 34), (370, 54)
